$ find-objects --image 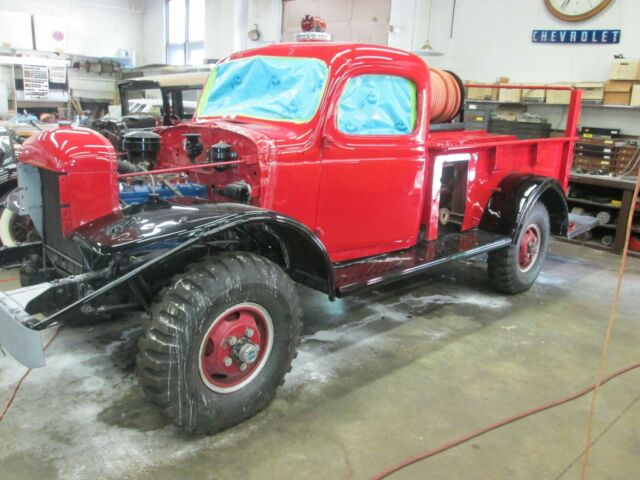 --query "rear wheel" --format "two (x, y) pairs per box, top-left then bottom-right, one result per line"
(487, 202), (550, 294)
(137, 252), (301, 434)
